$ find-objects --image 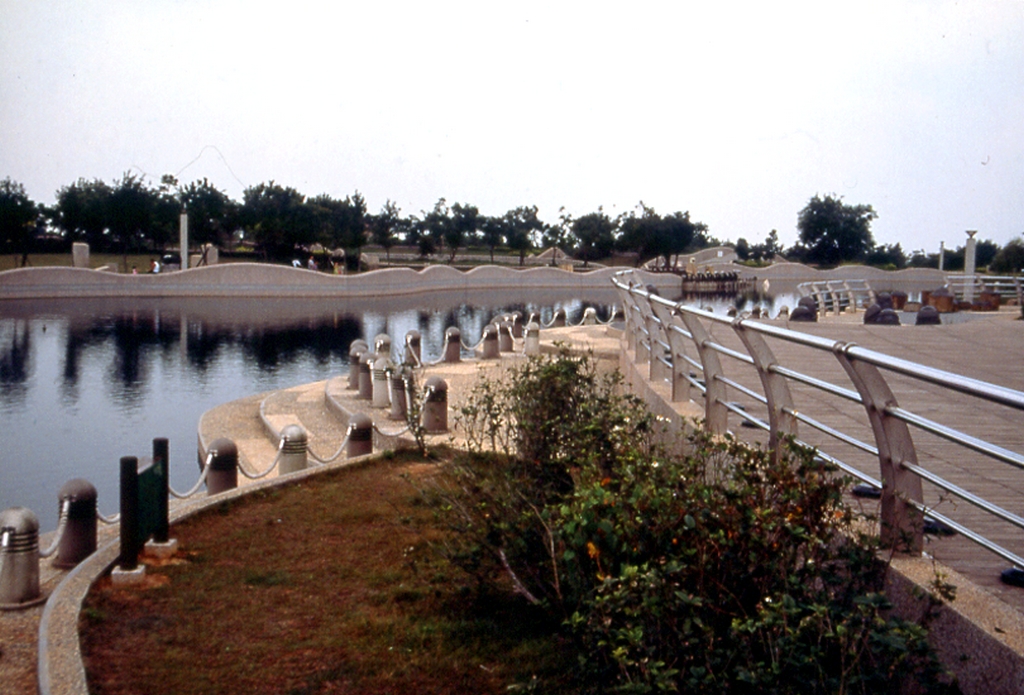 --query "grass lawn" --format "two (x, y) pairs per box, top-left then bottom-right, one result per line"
(79, 451), (579, 695)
